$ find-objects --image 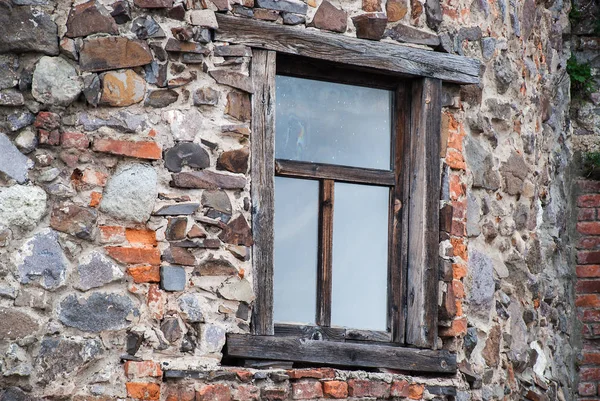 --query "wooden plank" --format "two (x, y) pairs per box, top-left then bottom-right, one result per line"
(215, 14), (480, 84)
(345, 329), (392, 343)
(275, 323), (345, 341)
(405, 78), (442, 348)
(317, 179), (334, 326)
(275, 159), (395, 186)
(250, 49), (277, 336)
(389, 85), (410, 344)
(226, 334), (456, 373)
